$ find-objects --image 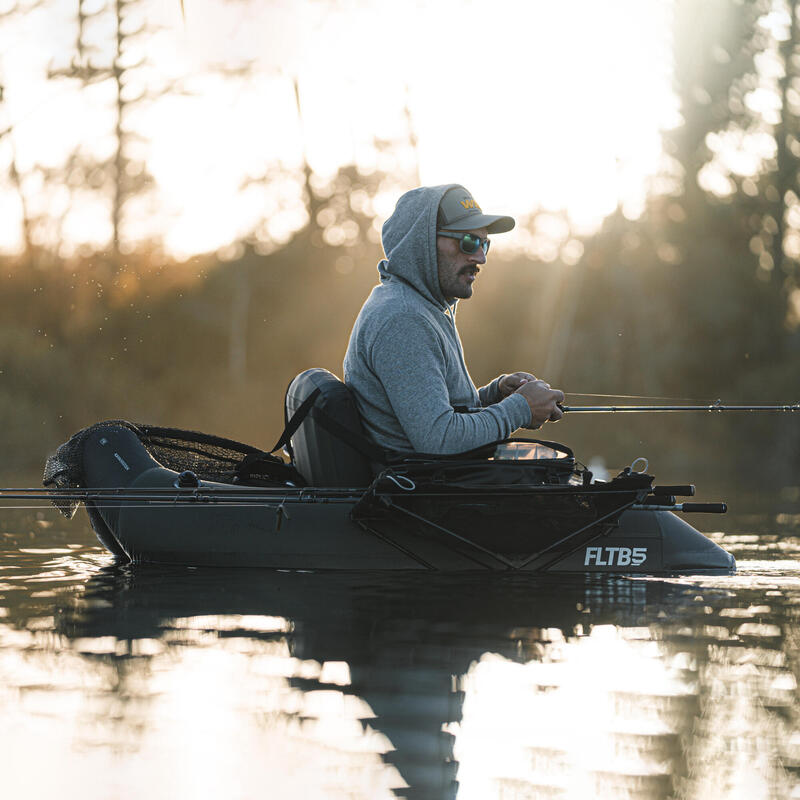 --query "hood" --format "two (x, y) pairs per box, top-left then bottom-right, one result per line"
(377, 183), (463, 309)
